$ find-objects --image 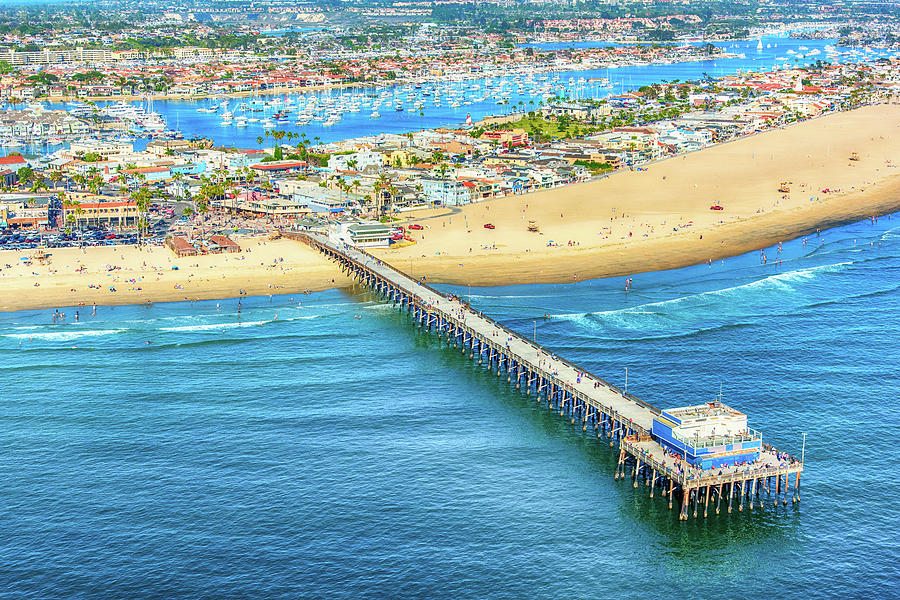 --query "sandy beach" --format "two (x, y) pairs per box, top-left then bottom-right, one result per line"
(2, 103), (898, 311)
(0, 237), (350, 312)
(376, 103), (900, 286)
